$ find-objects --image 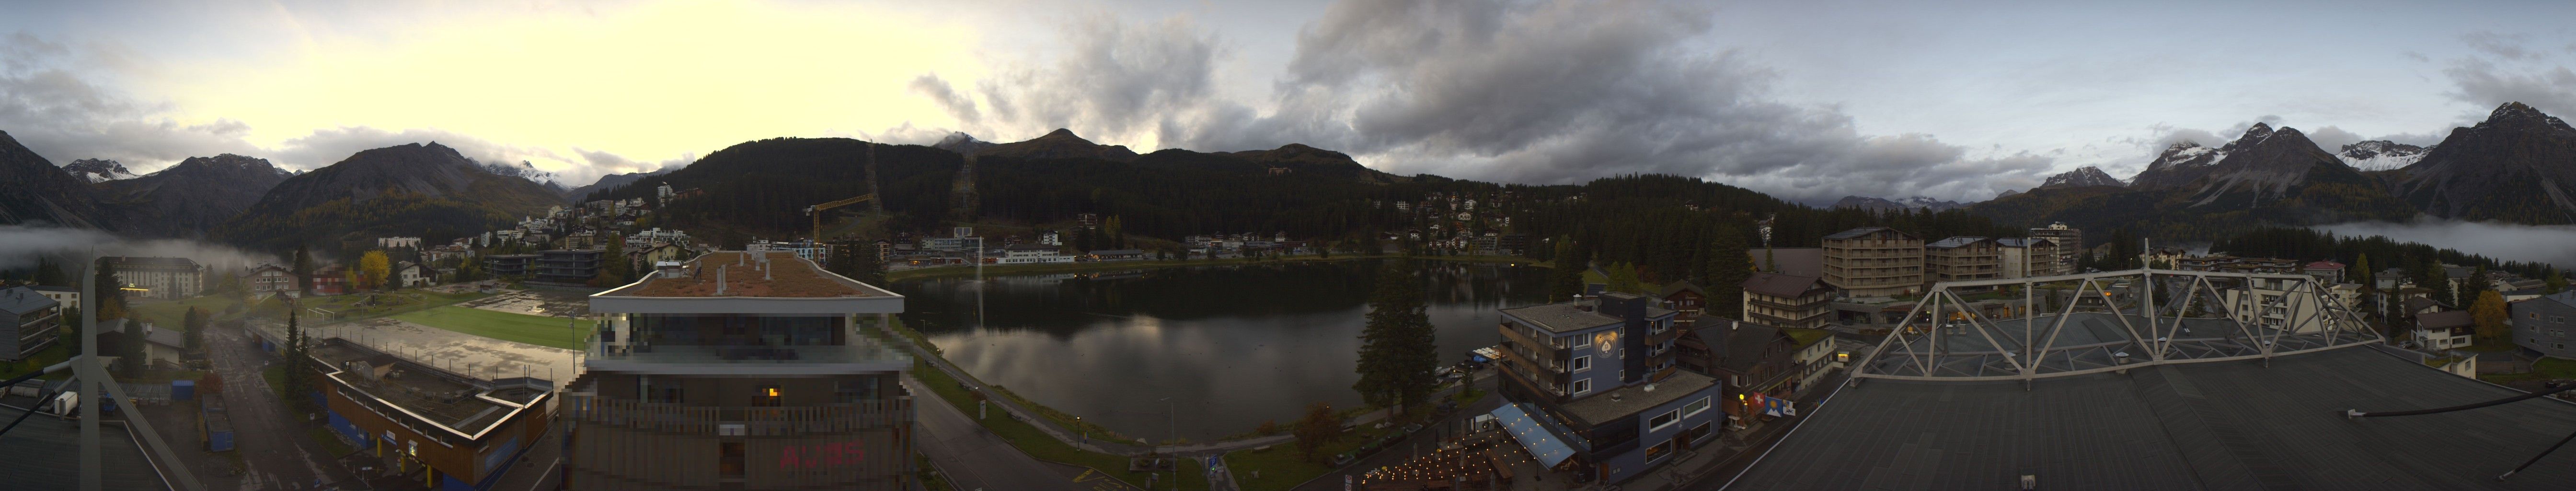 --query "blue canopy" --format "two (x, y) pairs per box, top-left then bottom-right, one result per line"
(1491, 403), (1577, 468)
